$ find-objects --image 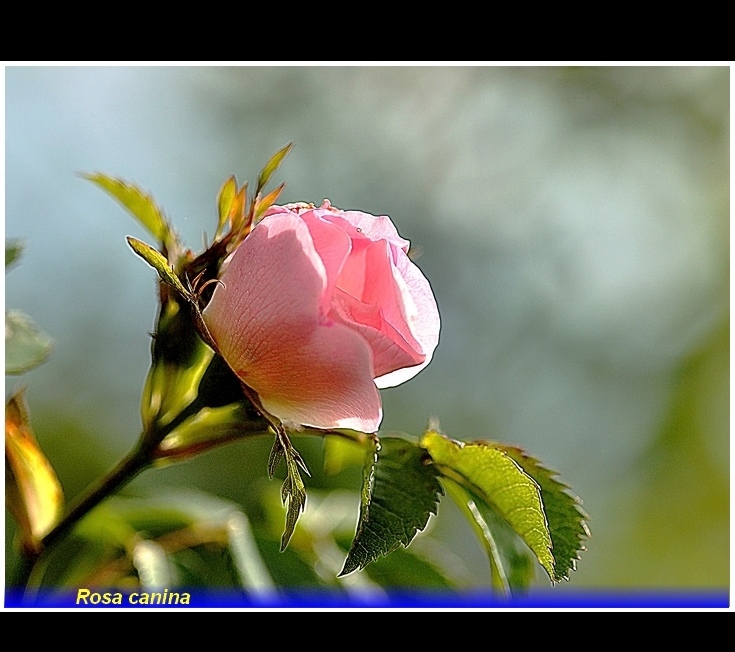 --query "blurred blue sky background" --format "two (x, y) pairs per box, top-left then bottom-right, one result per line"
(5, 65), (729, 591)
